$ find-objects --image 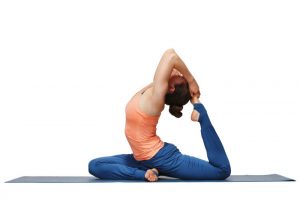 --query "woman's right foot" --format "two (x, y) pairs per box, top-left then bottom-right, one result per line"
(145, 168), (159, 182)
